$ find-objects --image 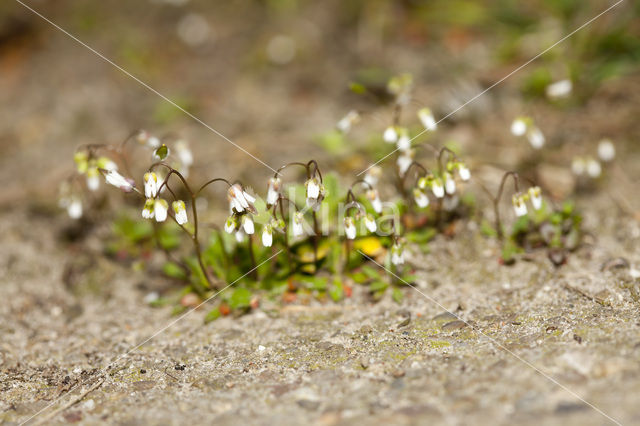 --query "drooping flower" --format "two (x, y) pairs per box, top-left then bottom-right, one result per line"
(67, 197), (83, 219)
(383, 126), (398, 143)
(510, 117), (528, 136)
(344, 217), (356, 240)
(457, 163), (471, 181)
(571, 157), (585, 176)
(305, 176), (321, 200)
(366, 189), (383, 214)
(235, 229), (246, 243)
(104, 169), (134, 192)
(144, 172), (159, 198)
(528, 186), (543, 211)
(224, 216), (237, 234)
(364, 166), (382, 187)
(228, 184), (257, 214)
(172, 200), (188, 225)
(292, 212), (304, 237)
(262, 225), (273, 247)
(512, 193), (528, 217)
(413, 188), (429, 208)
(431, 177), (445, 198)
(154, 198), (168, 222)
(444, 172), (456, 195)
(546, 79), (572, 99)
(418, 107), (437, 131)
(396, 128), (411, 151)
(364, 214), (377, 233)
(526, 127), (545, 149)
(391, 243), (405, 265)
(241, 215), (255, 235)
(597, 139), (615, 162)
(266, 176), (281, 206)
(142, 199), (155, 219)
(397, 150), (414, 176)
(586, 157), (601, 178)
(86, 166), (100, 191)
